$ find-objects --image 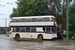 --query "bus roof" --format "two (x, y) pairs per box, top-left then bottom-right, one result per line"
(11, 15), (55, 19)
